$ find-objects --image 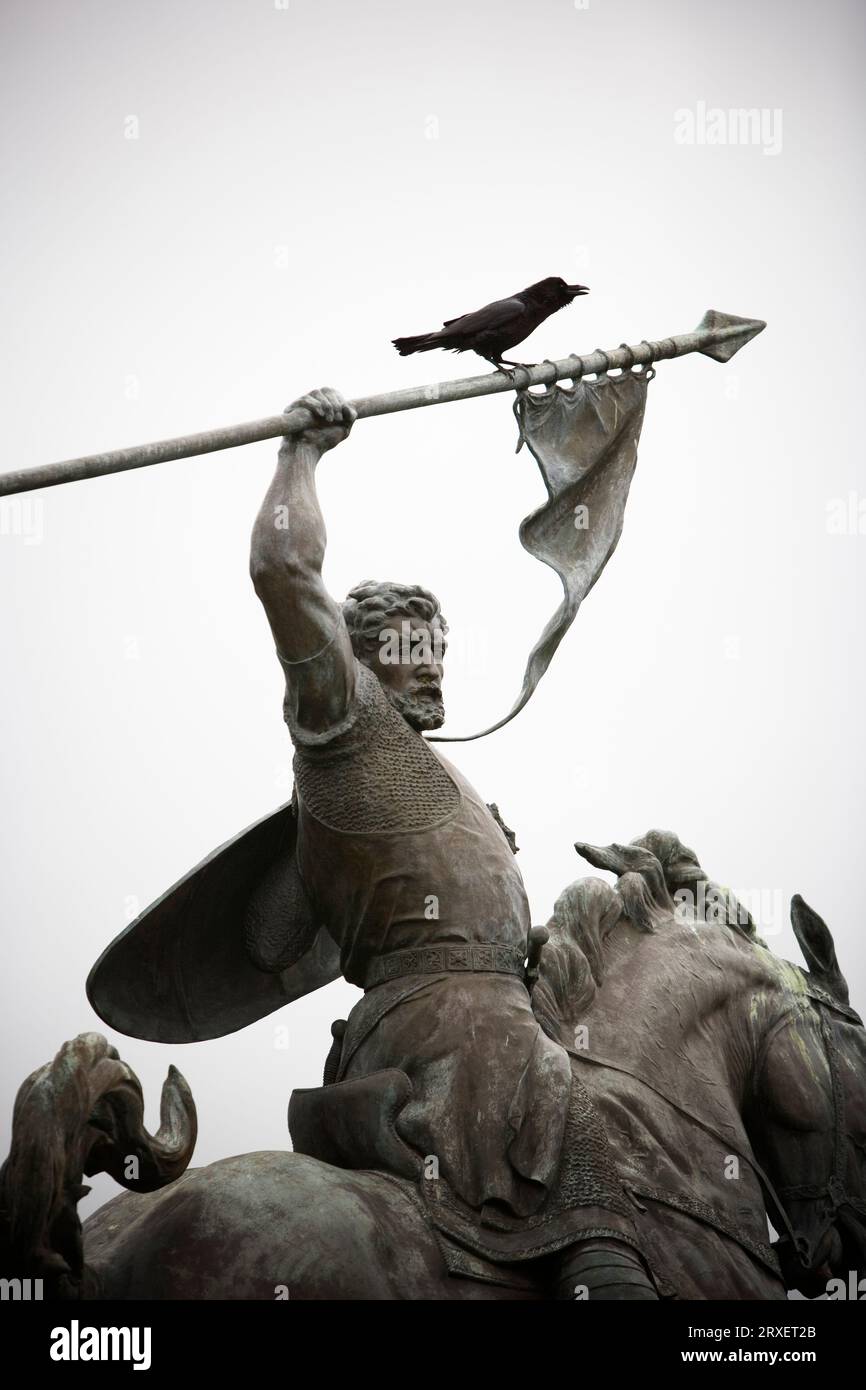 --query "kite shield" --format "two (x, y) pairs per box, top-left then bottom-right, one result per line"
(86, 802), (342, 1044)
